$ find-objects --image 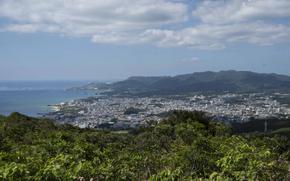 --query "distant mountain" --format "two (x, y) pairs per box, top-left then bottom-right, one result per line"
(82, 70), (290, 95)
